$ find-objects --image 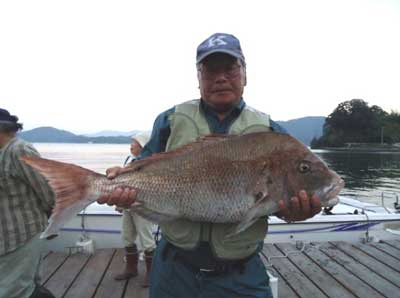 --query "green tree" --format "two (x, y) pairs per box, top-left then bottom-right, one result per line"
(382, 111), (400, 143)
(311, 99), (397, 148)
